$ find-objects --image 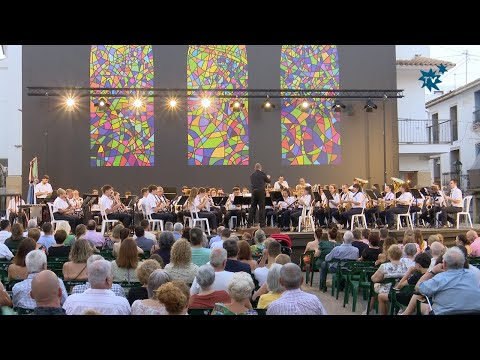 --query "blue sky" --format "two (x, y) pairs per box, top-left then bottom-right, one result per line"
(430, 45), (480, 90)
